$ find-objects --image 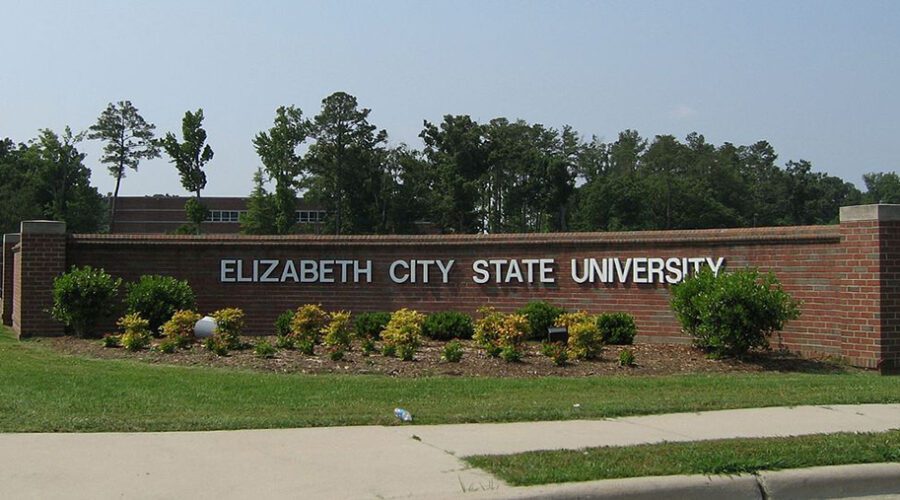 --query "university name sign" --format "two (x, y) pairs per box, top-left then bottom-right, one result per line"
(219, 256), (725, 286)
